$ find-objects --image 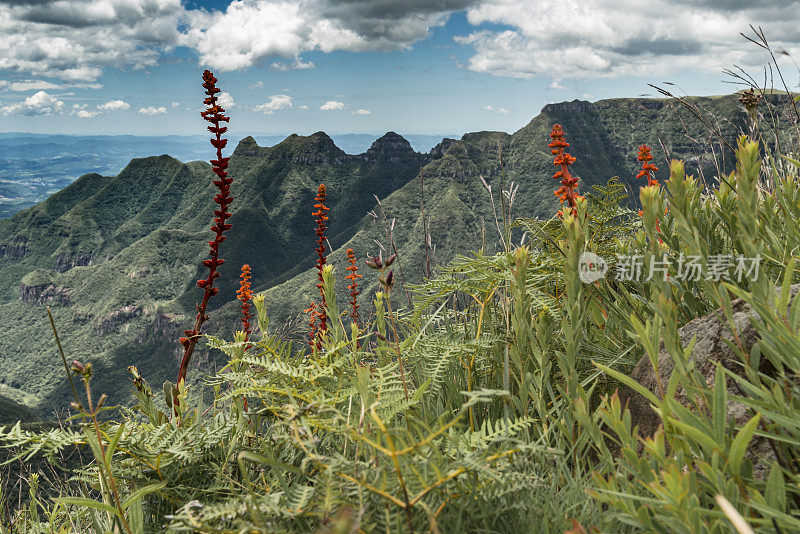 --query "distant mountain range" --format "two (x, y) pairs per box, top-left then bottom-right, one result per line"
(0, 93), (787, 419)
(0, 133), (454, 219)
